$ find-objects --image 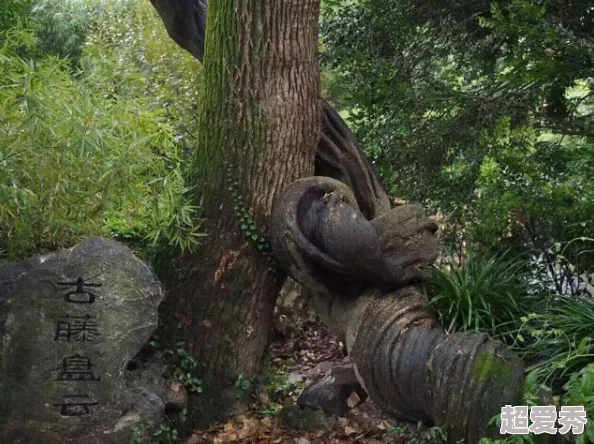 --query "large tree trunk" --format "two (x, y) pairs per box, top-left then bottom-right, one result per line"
(156, 0), (321, 427)
(150, 0), (391, 220)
